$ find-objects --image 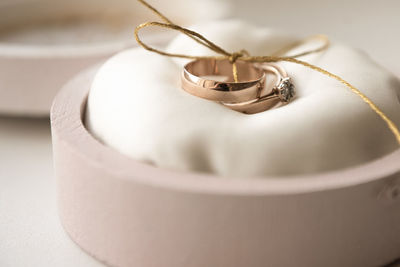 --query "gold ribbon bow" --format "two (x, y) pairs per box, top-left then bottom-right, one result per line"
(134, 0), (400, 145)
